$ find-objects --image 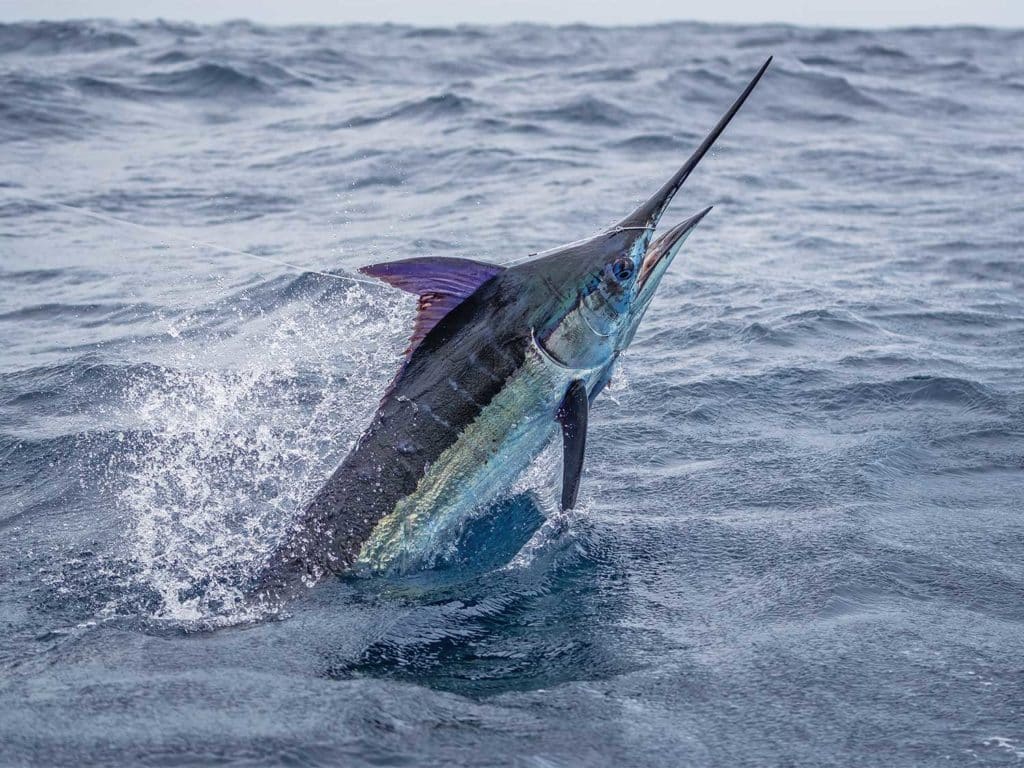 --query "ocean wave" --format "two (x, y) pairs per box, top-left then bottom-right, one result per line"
(0, 73), (94, 141)
(777, 308), (881, 337)
(0, 359), (169, 415)
(772, 64), (887, 110)
(0, 301), (158, 324)
(816, 375), (1006, 413)
(875, 308), (1024, 330)
(149, 50), (192, 65)
(471, 116), (546, 135)
(402, 25), (489, 40)
(612, 133), (690, 152)
(0, 268), (70, 283)
(142, 62), (274, 99)
(639, 368), (1008, 421)
(868, 546), (1024, 622)
(565, 66), (637, 83)
(72, 75), (150, 101)
(348, 92), (479, 127)
(0, 21), (137, 55)
(855, 43), (912, 60)
(44, 62), (290, 104)
(798, 55), (847, 68)
(516, 95), (636, 127)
